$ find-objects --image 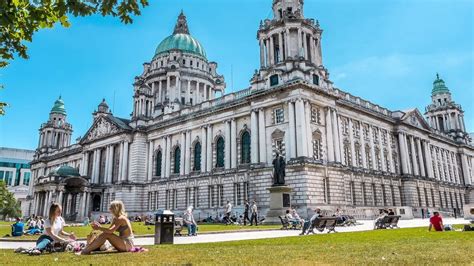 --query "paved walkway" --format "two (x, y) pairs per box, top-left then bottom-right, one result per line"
(0, 218), (468, 249)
